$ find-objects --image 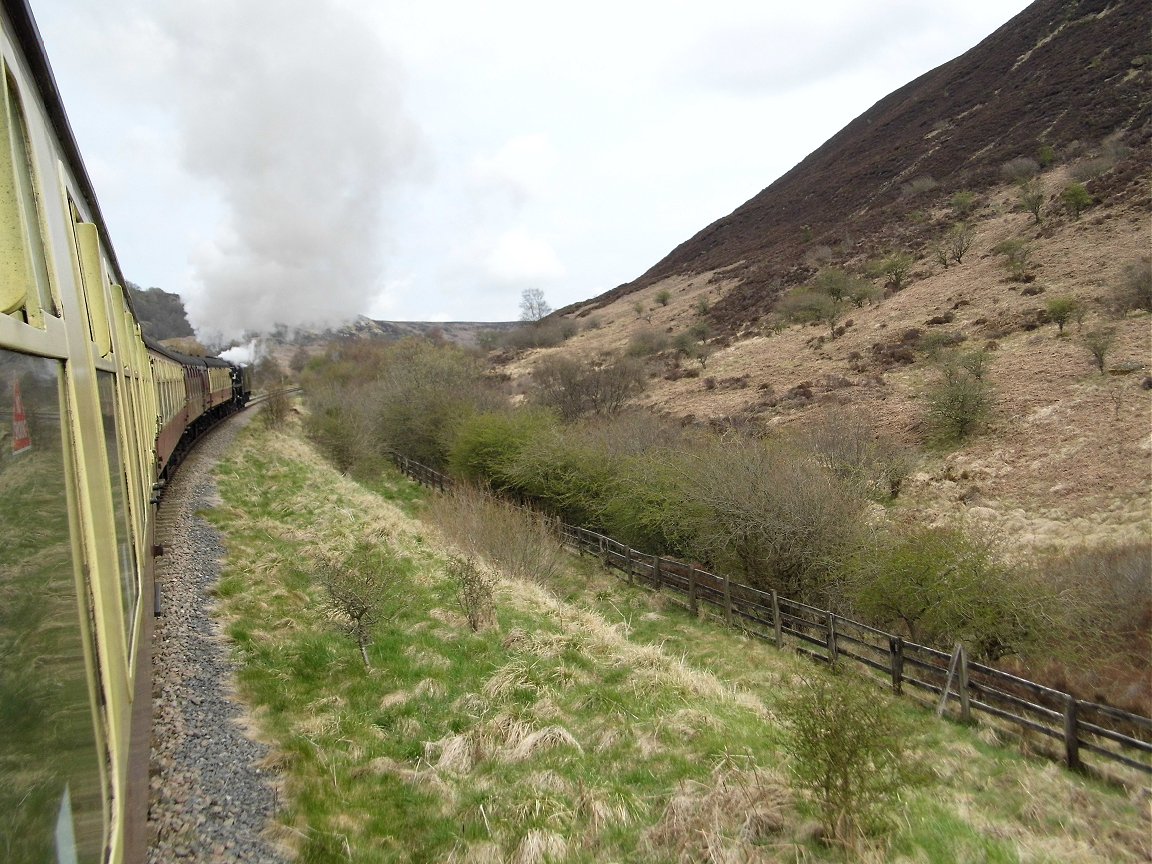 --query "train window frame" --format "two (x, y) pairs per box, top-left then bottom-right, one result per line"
(0, 348), (111, 859)
(0, 61), (54, 326)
